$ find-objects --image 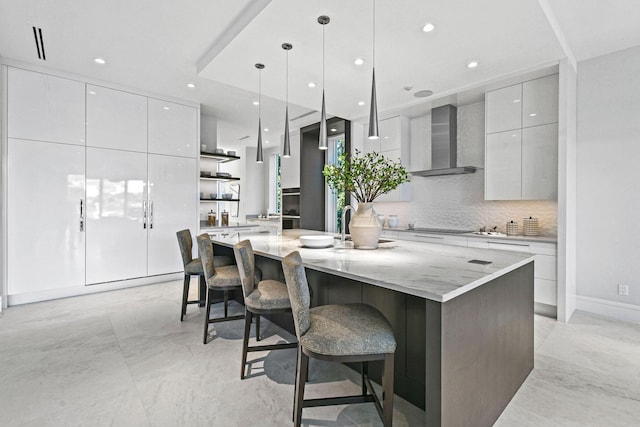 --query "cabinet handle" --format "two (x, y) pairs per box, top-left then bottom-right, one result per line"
(149, 200), (154, 229)
(143, 200), (147, 229)
(79, 199), (84, 232)
(488, 241), (529, 247)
